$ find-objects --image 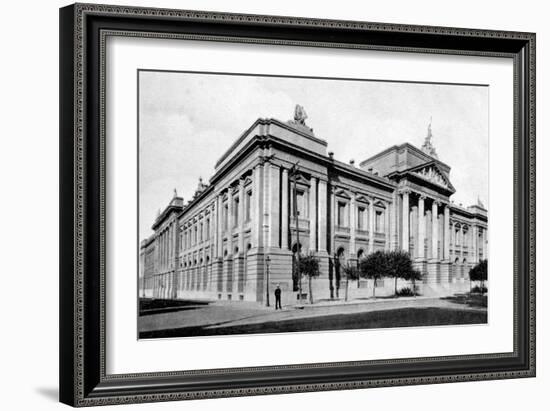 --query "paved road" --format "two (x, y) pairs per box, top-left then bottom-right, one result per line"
(138, 296), (486, 334)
